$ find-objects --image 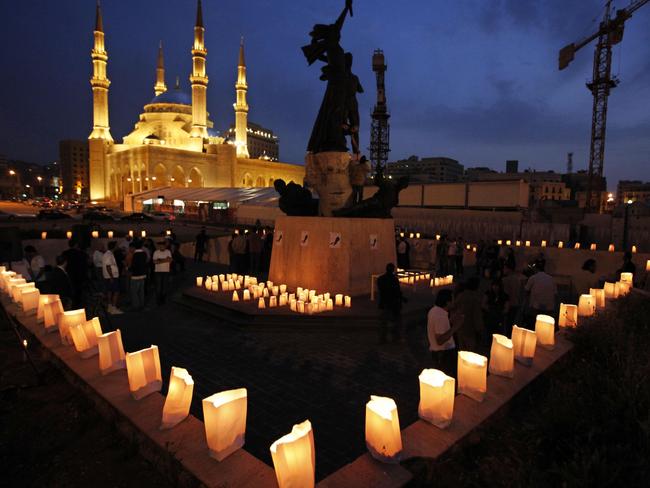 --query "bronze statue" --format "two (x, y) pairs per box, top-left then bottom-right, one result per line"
(302, 1), (359, 154)
(274, 179), (319, 216)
